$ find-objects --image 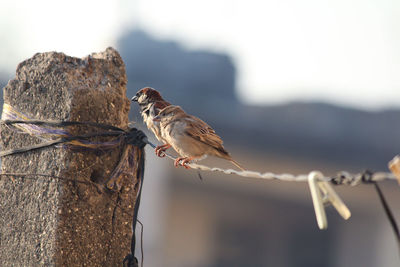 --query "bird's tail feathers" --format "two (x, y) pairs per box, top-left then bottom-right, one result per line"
(214, 147), (245, 171)
(229, 159), (245, 171)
